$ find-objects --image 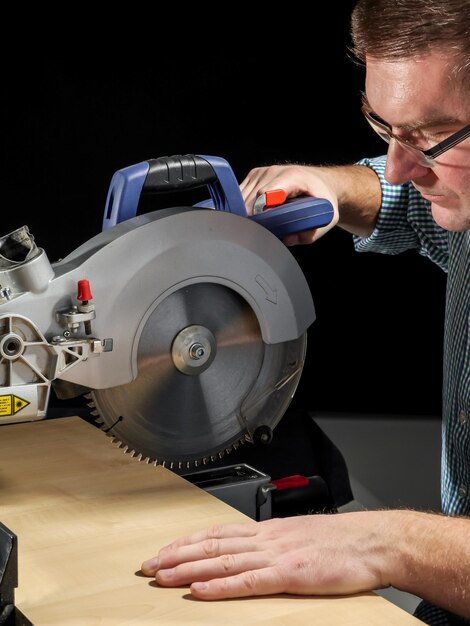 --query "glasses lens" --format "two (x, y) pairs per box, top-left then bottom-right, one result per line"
(393, 137), (435, 167)
(363, 106), (435, 168)
(364, 110), (392, 144)
(393, 141), (435, 168)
